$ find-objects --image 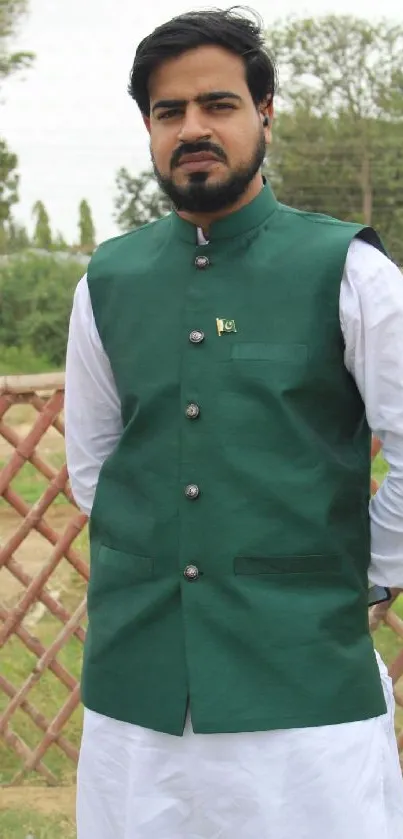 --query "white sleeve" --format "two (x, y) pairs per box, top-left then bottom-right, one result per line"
(340, 238), (403, 587)
(64, 274), (123, 516)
